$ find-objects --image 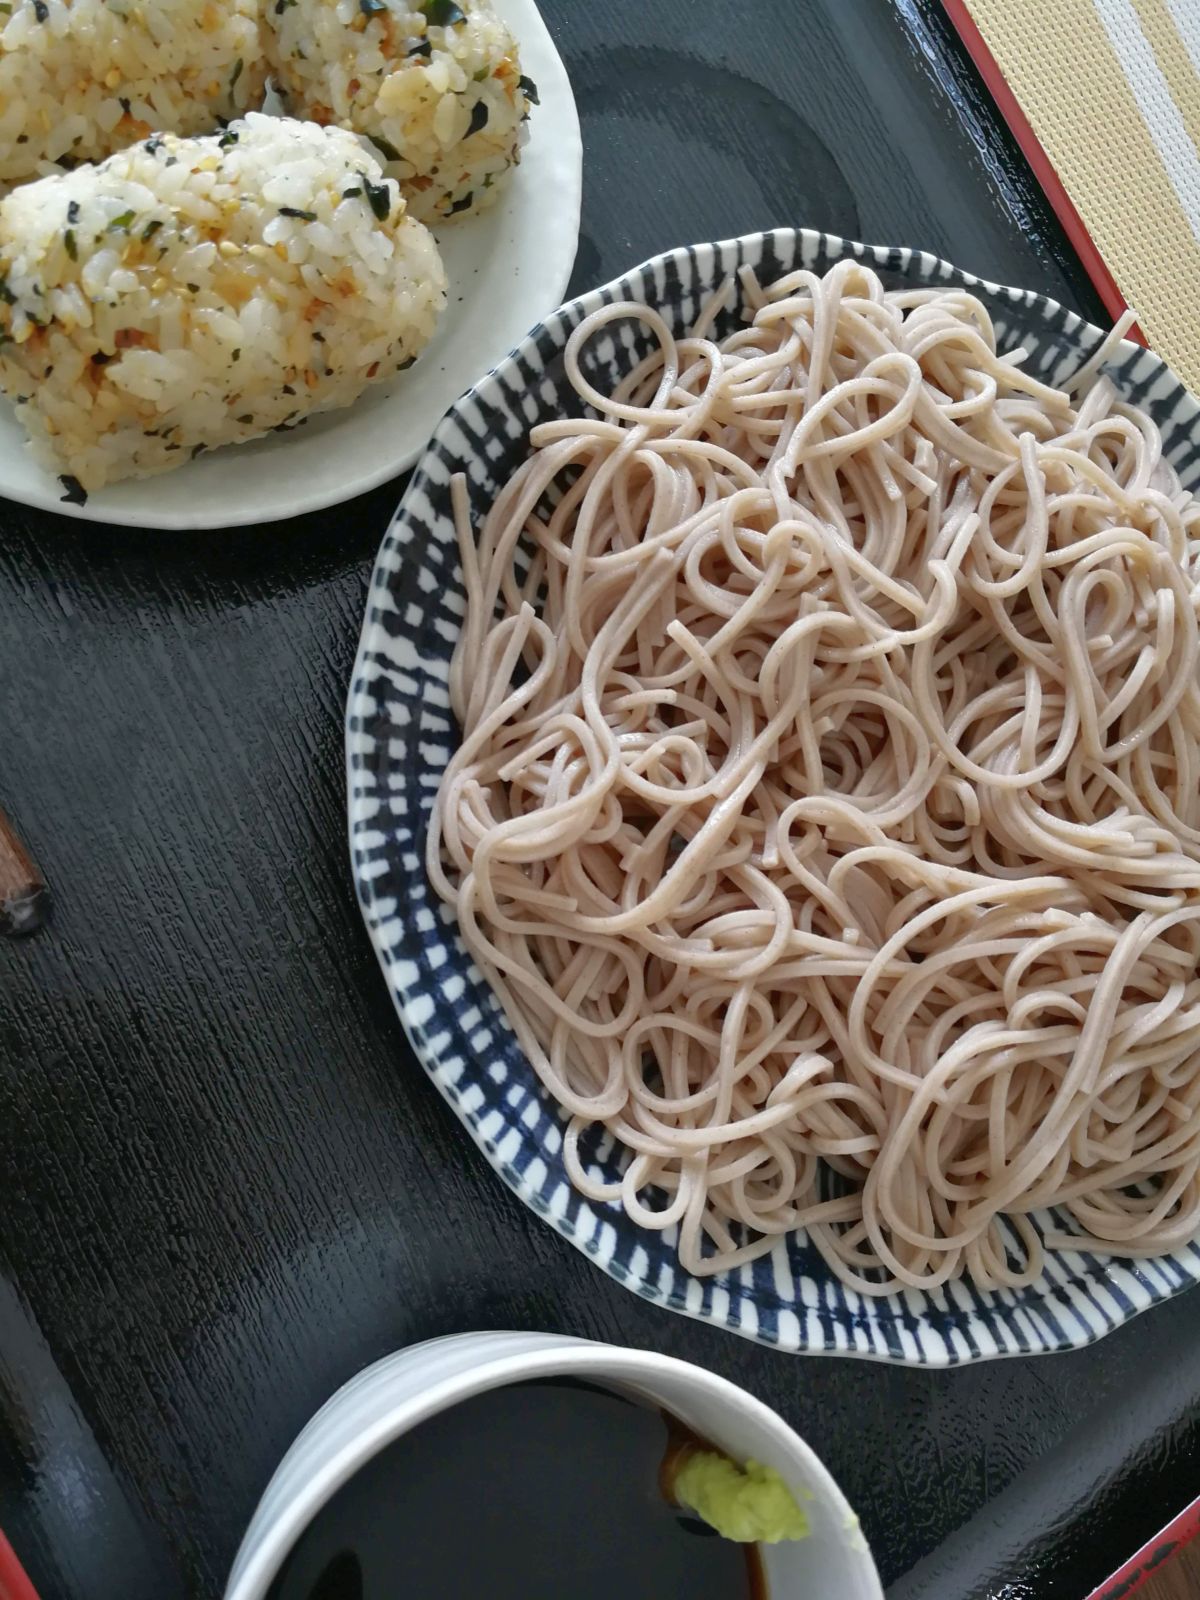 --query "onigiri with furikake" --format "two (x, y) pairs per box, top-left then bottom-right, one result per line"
(264, 0), (536, 223)
(0, 0), (268, 190)
(0, 114), (446, 491)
